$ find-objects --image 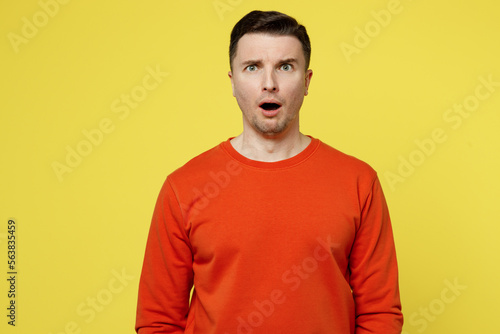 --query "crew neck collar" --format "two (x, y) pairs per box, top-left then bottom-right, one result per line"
(221, 136), (320, 170)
